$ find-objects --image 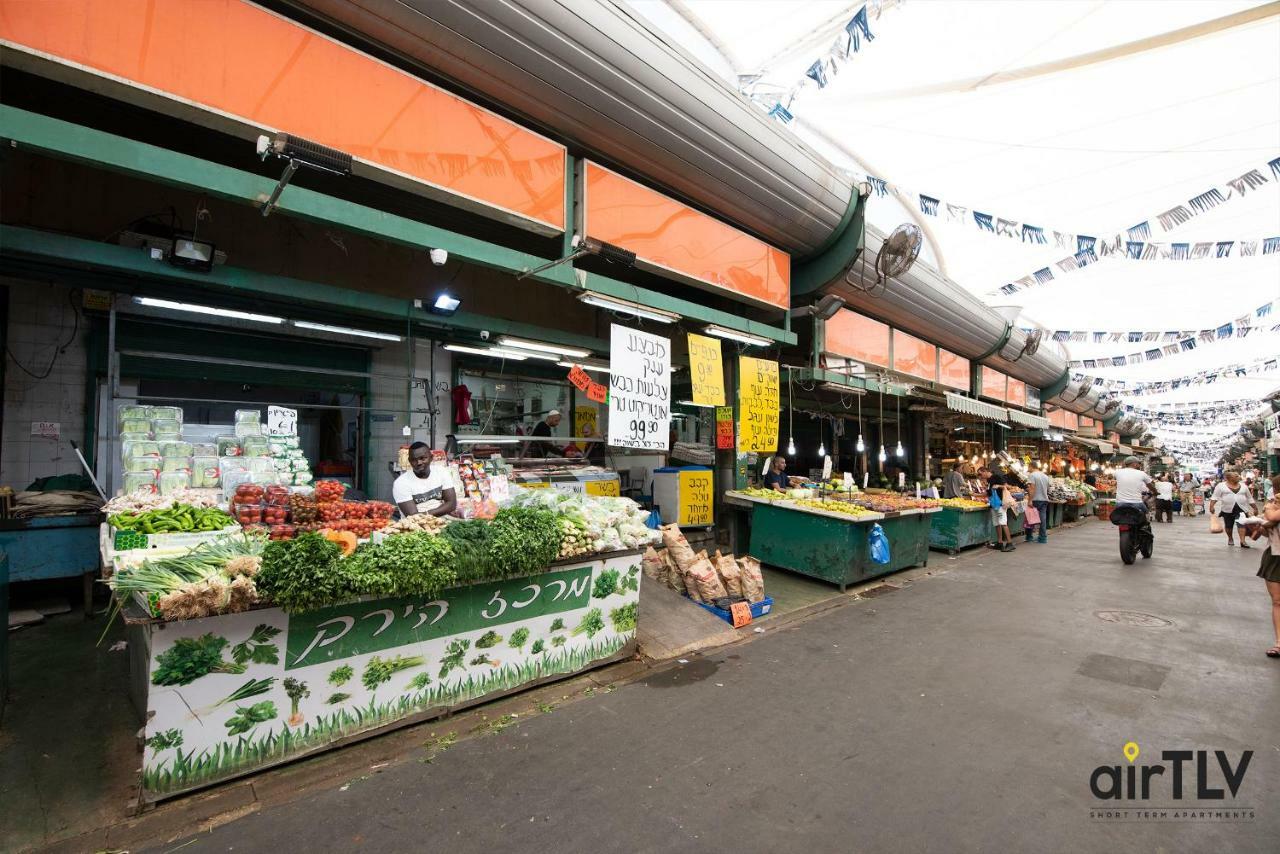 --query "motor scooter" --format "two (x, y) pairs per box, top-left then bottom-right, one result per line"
(1110, 502), (1154, 565)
